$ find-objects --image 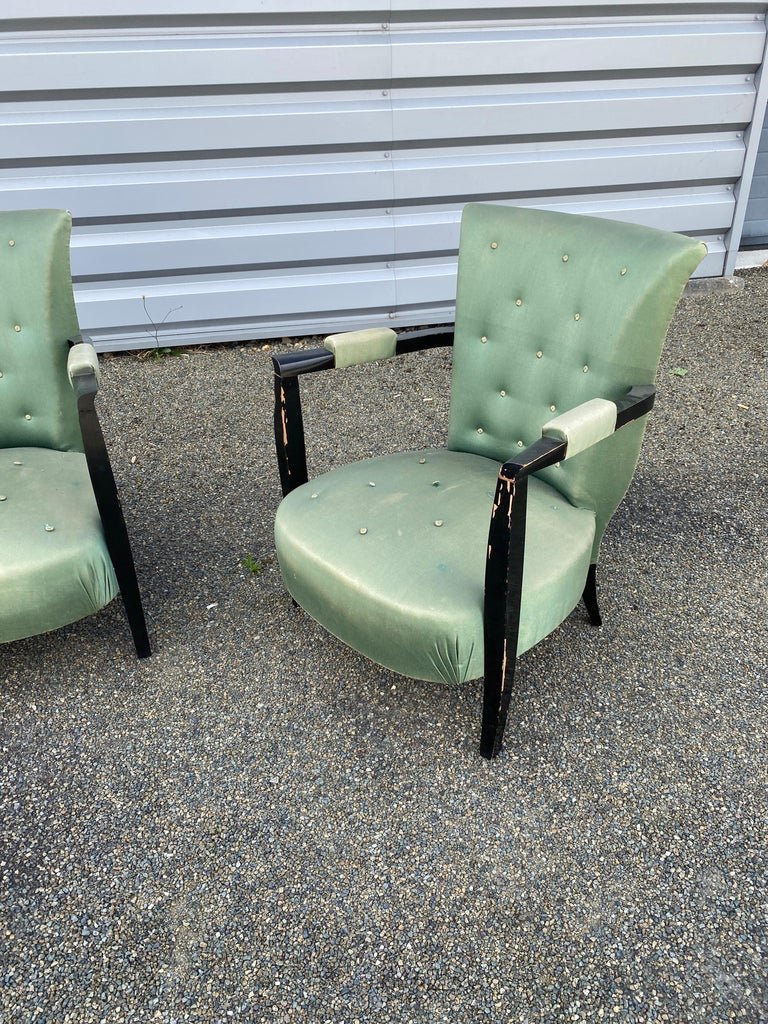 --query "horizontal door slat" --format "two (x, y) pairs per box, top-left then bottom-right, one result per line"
(0, 34), (391, 92)
(390, 23), (765, 78)
(392, 141), (743, 198)
(0, 157), (394, 217)
(1, 84), (753, 161)
(75, 265), (398, 328)
(71, 215), (397, 275)
(69, 190), (733, 277)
